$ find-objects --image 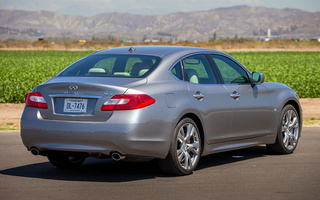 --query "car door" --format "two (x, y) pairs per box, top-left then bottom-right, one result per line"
(177, 54), (232, 144)
(210, 54), (272, 140)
